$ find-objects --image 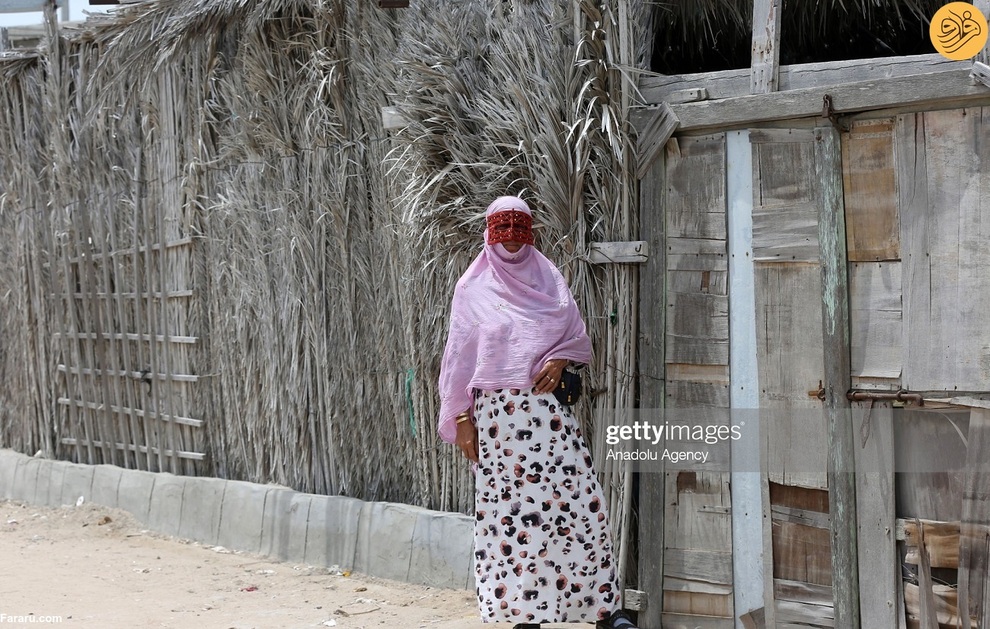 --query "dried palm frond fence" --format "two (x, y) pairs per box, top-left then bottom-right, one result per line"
(0, 0), (654, 553)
